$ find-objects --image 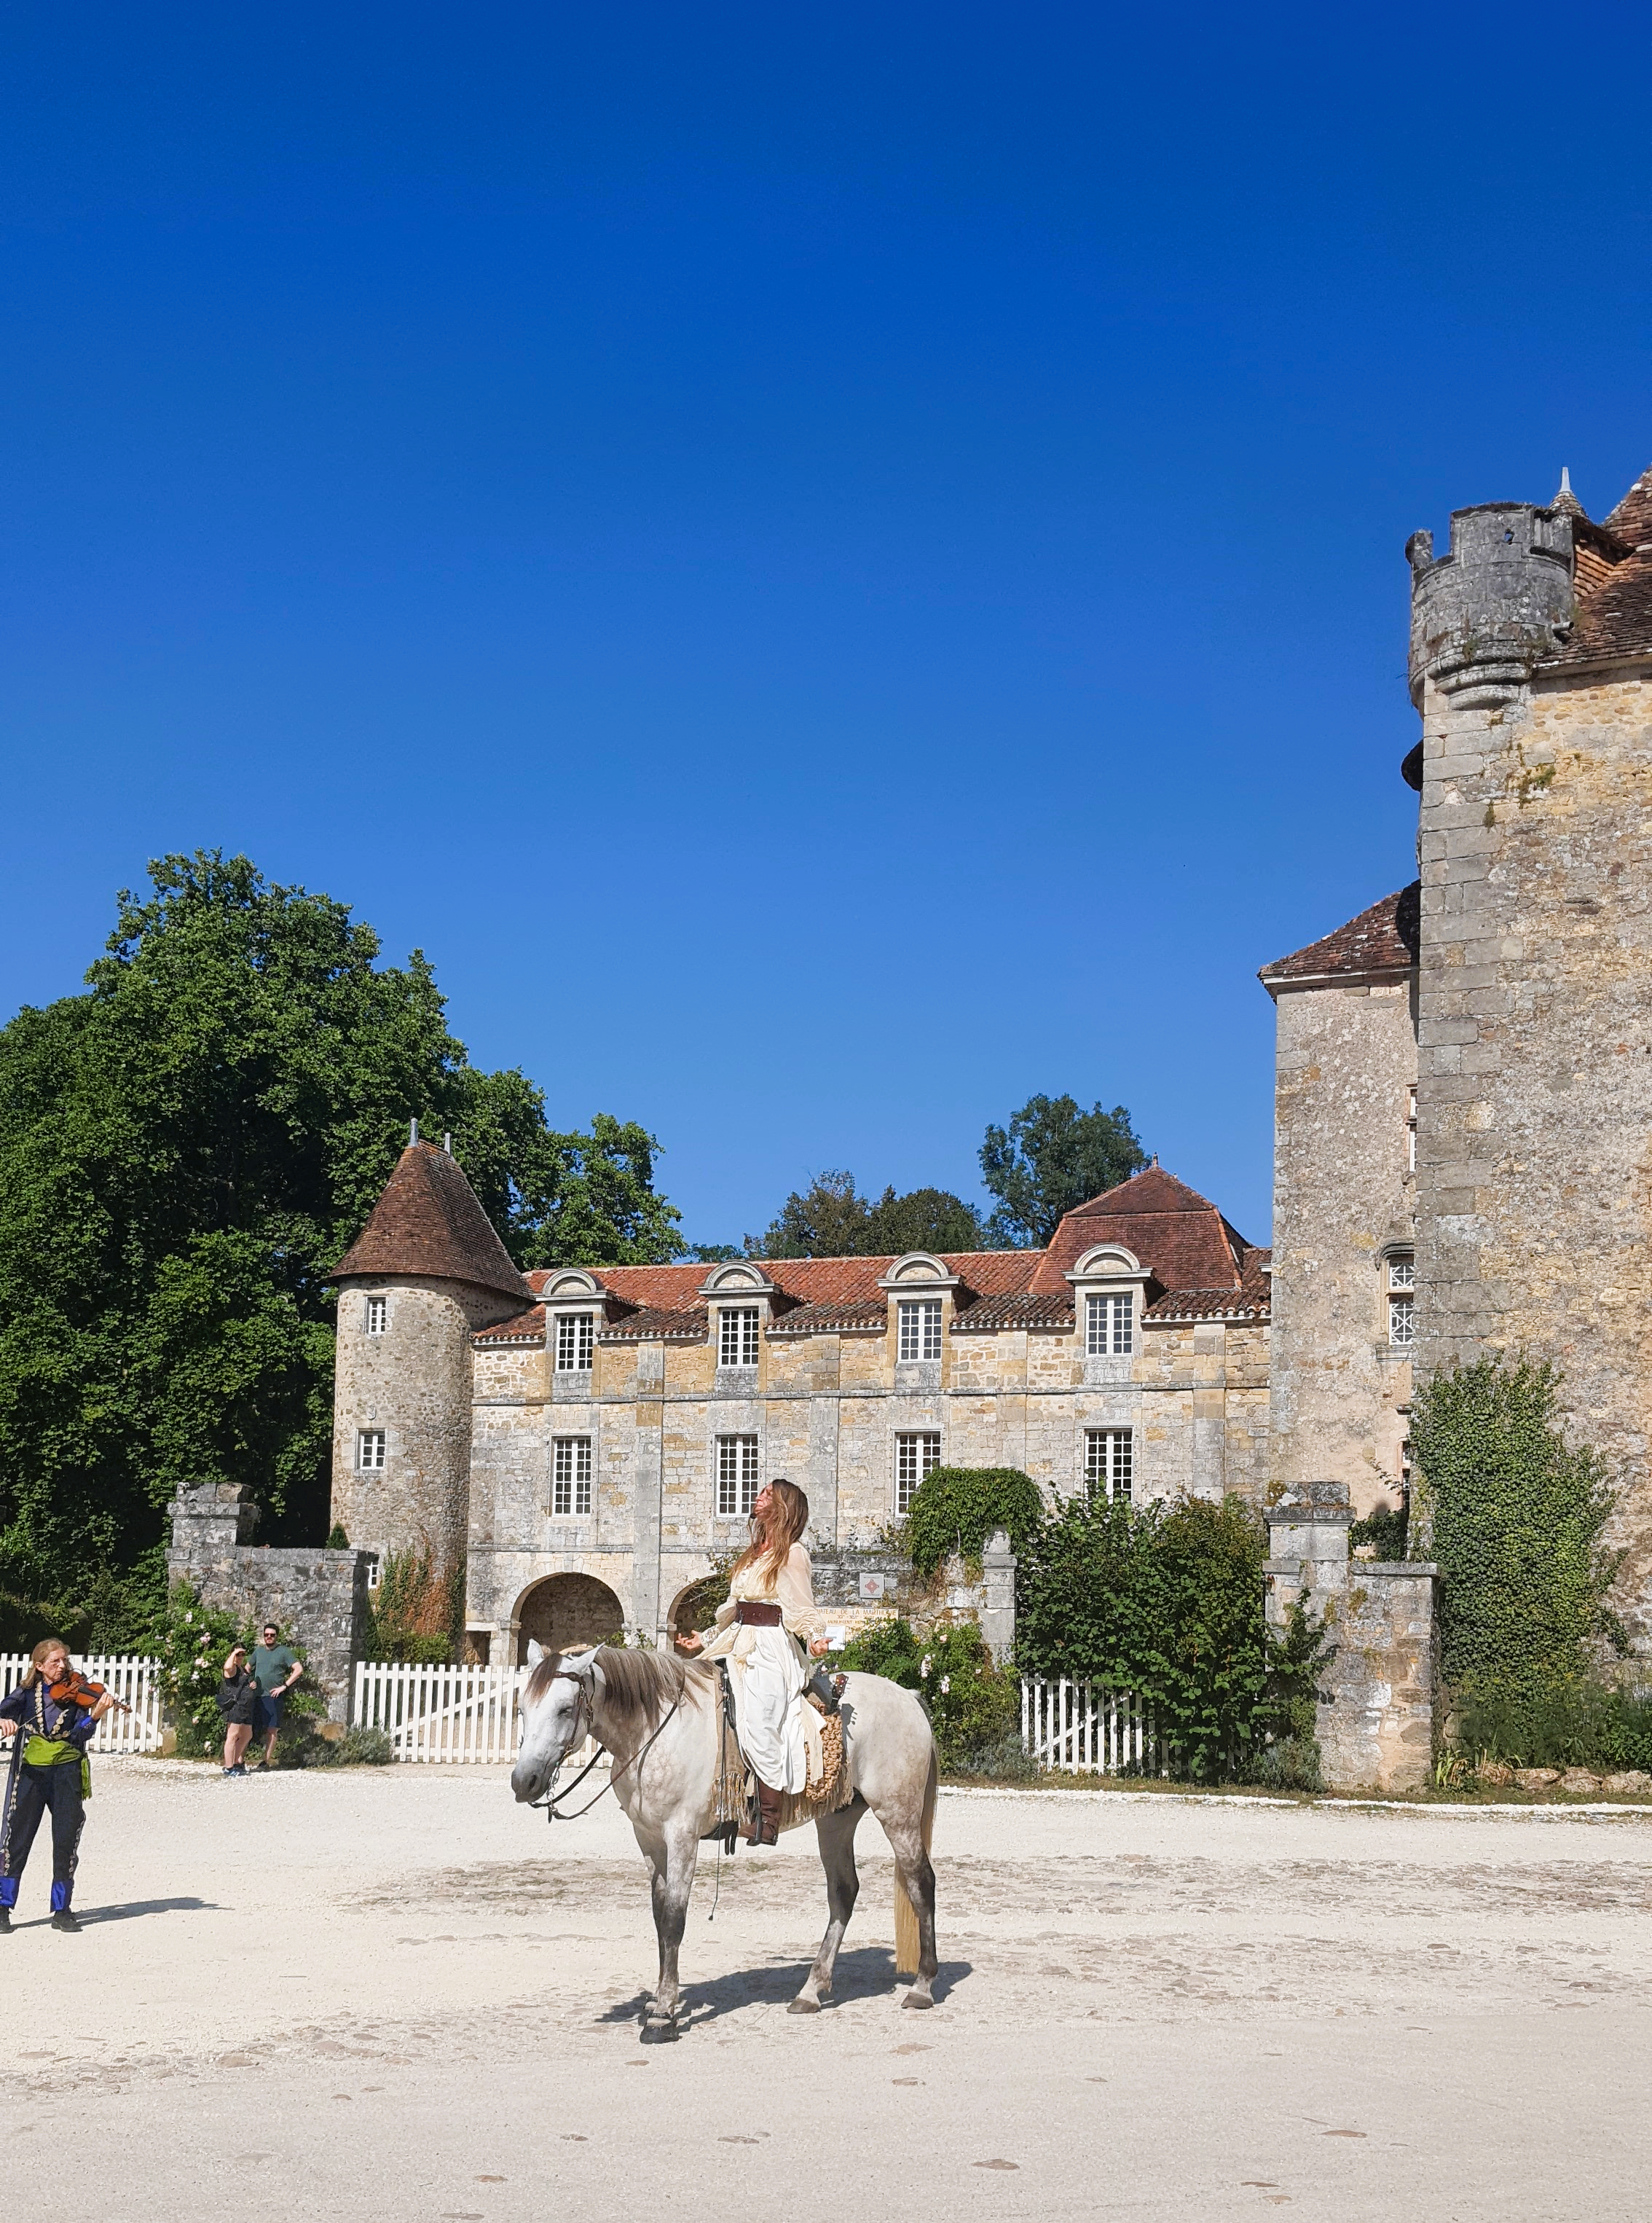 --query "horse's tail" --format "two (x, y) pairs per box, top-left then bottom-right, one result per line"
(894, 1737), (937, 1979)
